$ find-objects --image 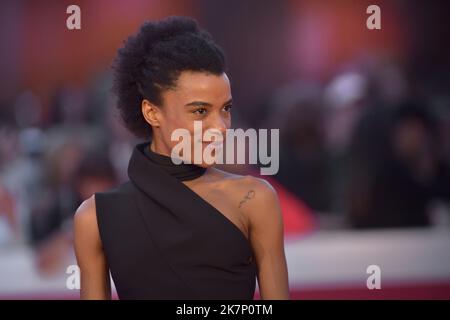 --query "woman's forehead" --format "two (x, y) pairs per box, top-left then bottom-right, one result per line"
(166, 71), (231, 103)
